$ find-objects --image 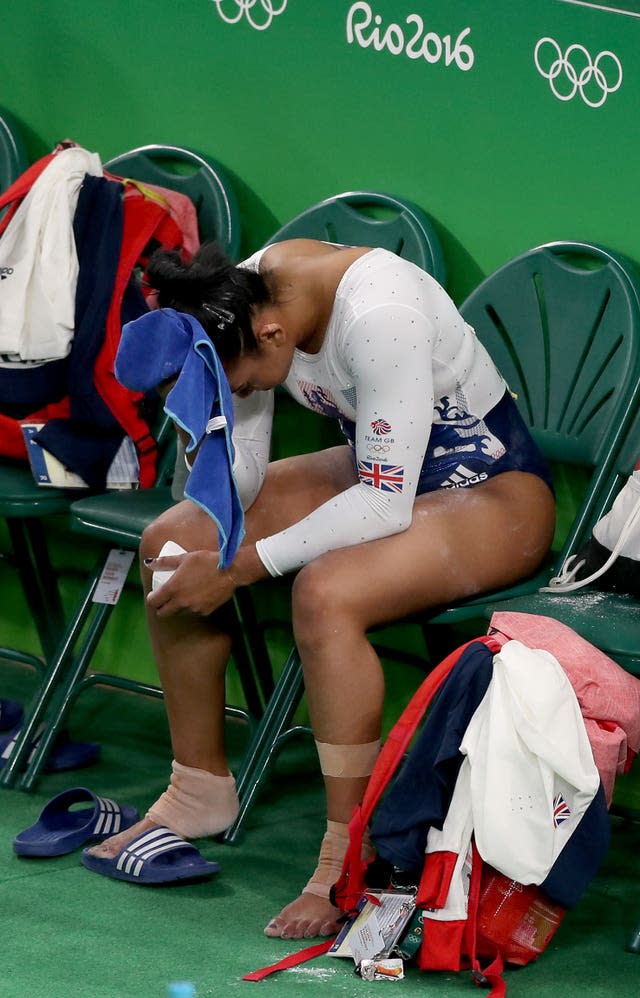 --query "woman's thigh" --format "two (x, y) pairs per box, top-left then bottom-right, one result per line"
(142, 445), (358, 554)
(292, 471), (556, 631)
